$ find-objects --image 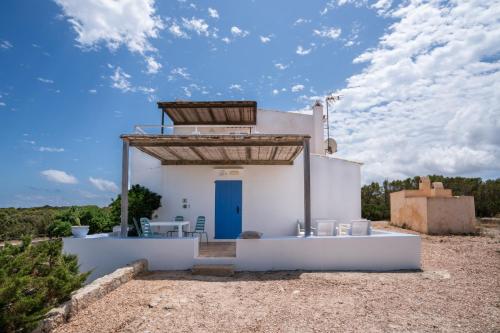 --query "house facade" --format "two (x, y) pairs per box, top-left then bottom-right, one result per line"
(129, 101), (362, 240)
